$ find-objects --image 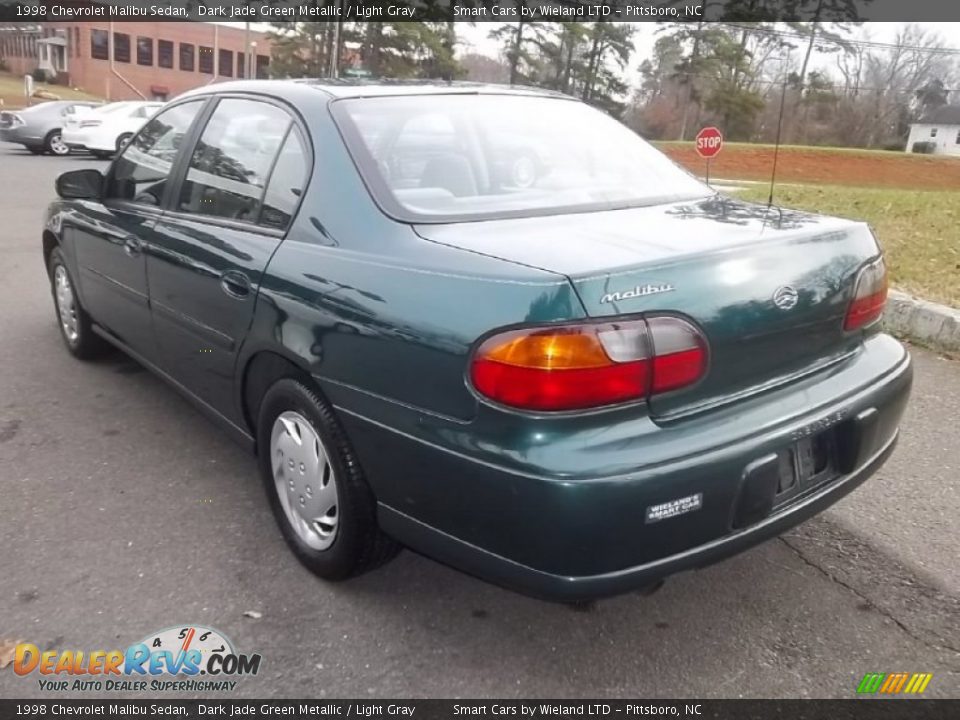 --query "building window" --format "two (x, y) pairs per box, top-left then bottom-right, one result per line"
(930, 128), (938, 138)
(179, 42), (194, 72)
(137, 37), (153, 66)
(158, 40), (173, 69)
(199, 45), (214, 74)
(74, 27), (80, 57)
(218, 49), (233, 77)
(90, 29), (108, 60)
(256, 55), (269, 79)
(237, 53), (245, 78)
(113, 32), (130, 63)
